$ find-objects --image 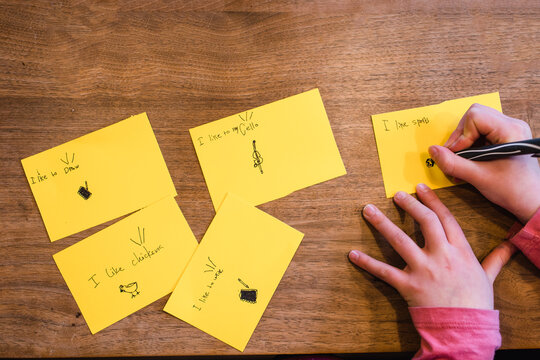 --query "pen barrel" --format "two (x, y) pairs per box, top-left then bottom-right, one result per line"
(455, 138), (540, 161)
